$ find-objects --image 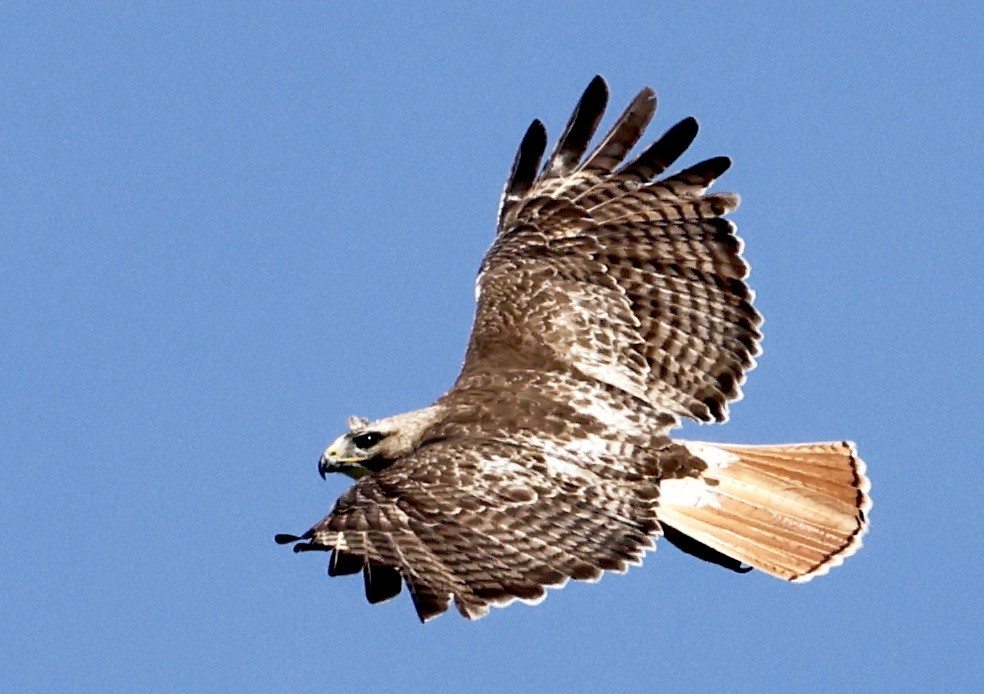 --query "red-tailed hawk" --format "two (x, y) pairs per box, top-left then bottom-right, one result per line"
(276, 76), (871, 621)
